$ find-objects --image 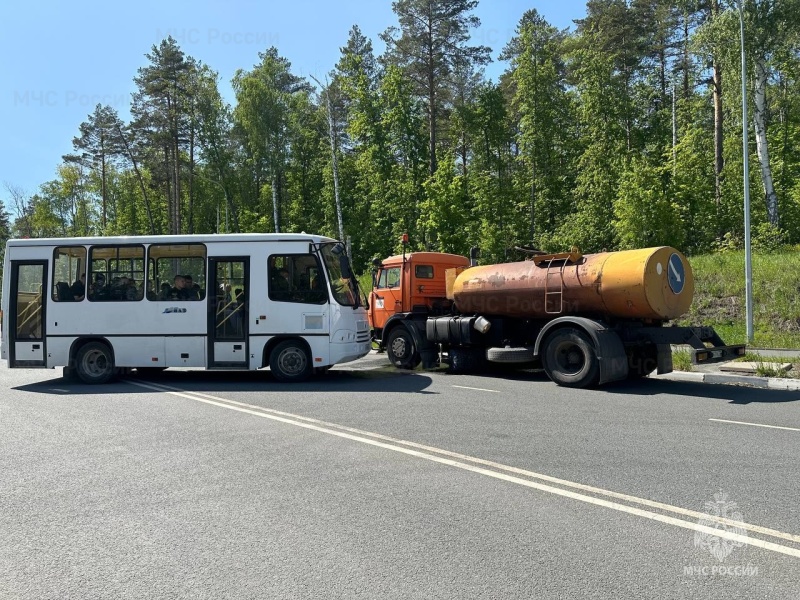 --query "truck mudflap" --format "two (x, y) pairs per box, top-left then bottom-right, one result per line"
(534, 317), (629, 385)
(627, 326), (746, 365)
